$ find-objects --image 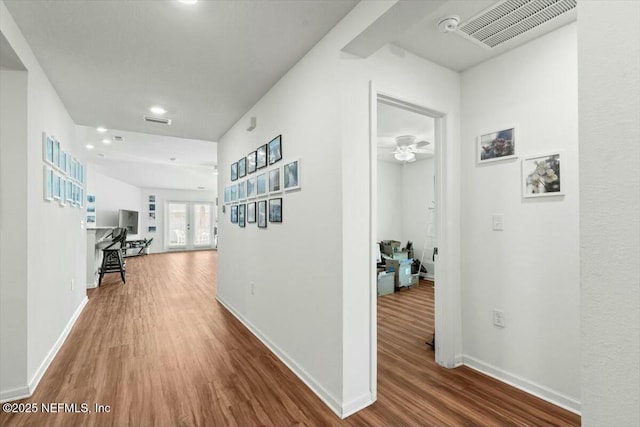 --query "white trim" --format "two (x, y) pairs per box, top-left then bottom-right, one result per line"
(86, 282), (97, 289)
(341, 392), (374, 418)
(216, 296), (345, 418)
(0, 386), (30, 403)
(462, 354), (581, 415)
(0, 296), (88, 403)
